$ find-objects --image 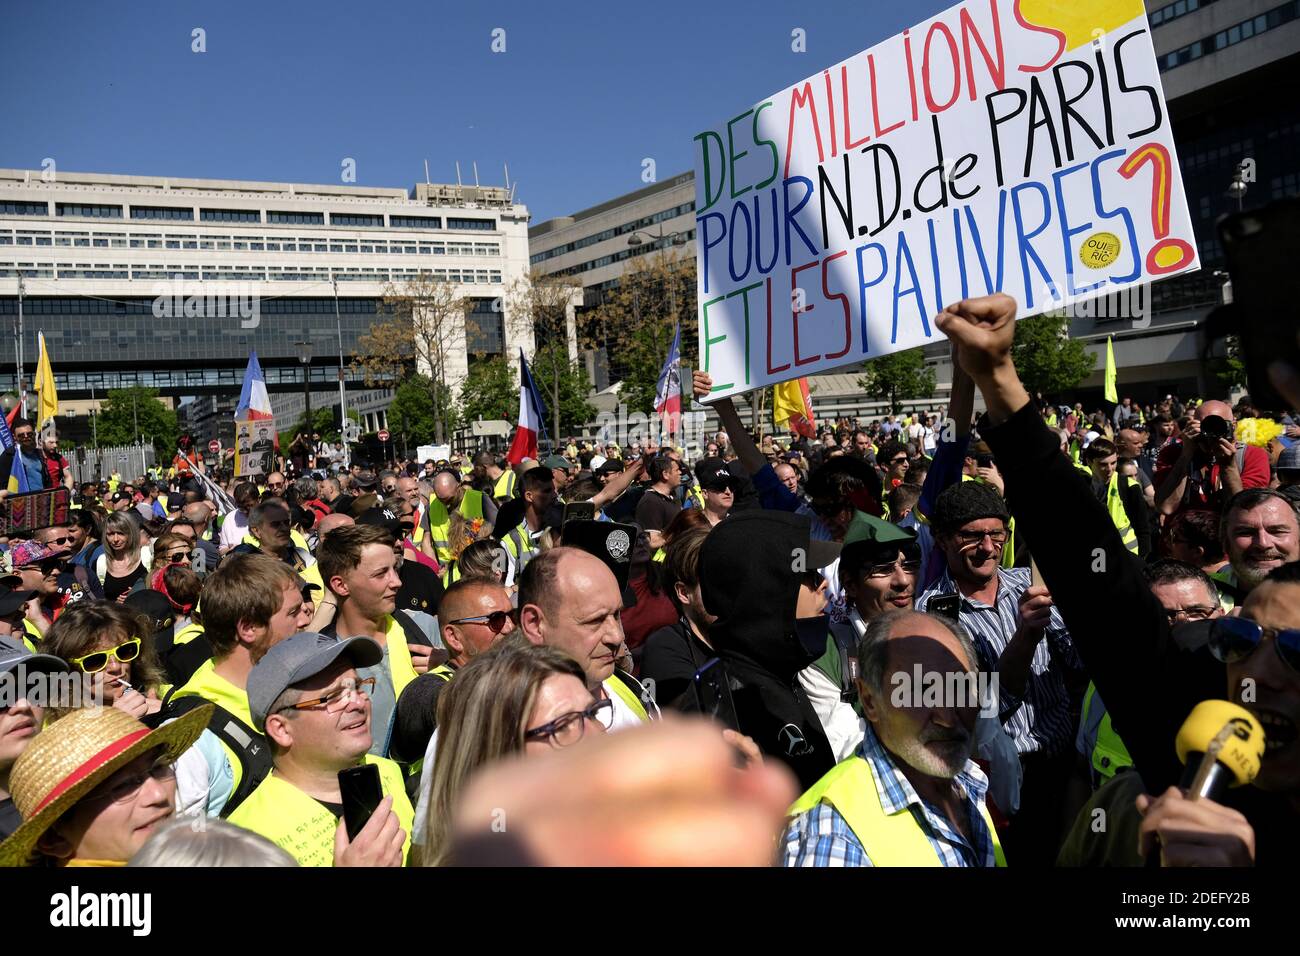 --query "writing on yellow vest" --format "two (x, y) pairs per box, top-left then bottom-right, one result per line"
(788, 756), (1006, 866)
